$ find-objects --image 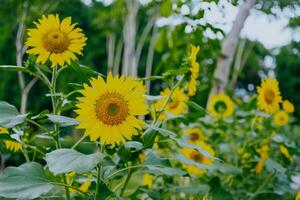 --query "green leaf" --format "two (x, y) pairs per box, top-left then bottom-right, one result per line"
(125, 141), (143, 151)
(170, 184), (210, 194)
(70, 62), (100, 81)
(0, 162), (54, 199)
(212, 162), (242, 174)
(0, 101), (27, 128)
(45, 148), (104, 175)
(46, 114), (79, 127)
(161, 0), (172, 17)
(146, 165), (185, 176)
(186, 100), (207, 115)
(175, 154), (211, 170)
(251, 192), (282, 200)
(0, 65), (27, 72)
(144, 151), (170, 167)
(96, 183), (114, 200)
(209, 177), (233, 200)
(265, 159), (286, 174)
